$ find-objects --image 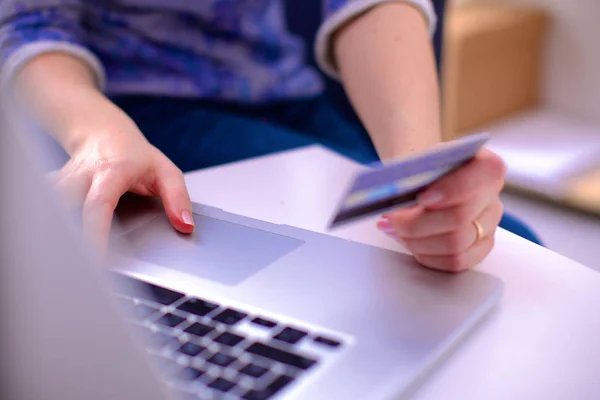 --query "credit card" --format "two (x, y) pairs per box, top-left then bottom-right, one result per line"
(328, 133), (490, 229)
